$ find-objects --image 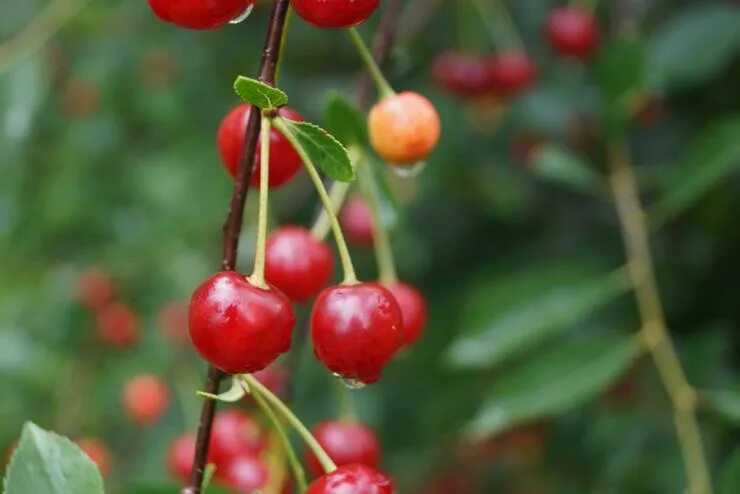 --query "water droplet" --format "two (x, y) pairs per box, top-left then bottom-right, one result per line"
(390, 161), (426, 178)
(229, 4), (254, 24)
(333, 373), (366, 390)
